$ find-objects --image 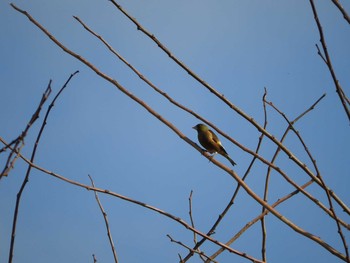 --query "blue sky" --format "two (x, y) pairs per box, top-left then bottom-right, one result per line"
(1, 1), (349, 262)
